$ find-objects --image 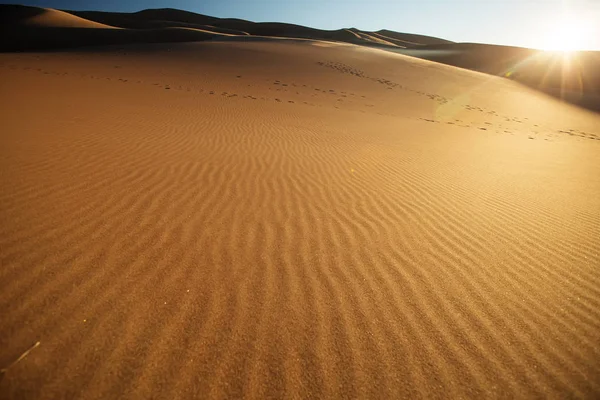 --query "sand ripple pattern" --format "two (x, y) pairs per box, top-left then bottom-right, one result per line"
(1, 53), (600, 399)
